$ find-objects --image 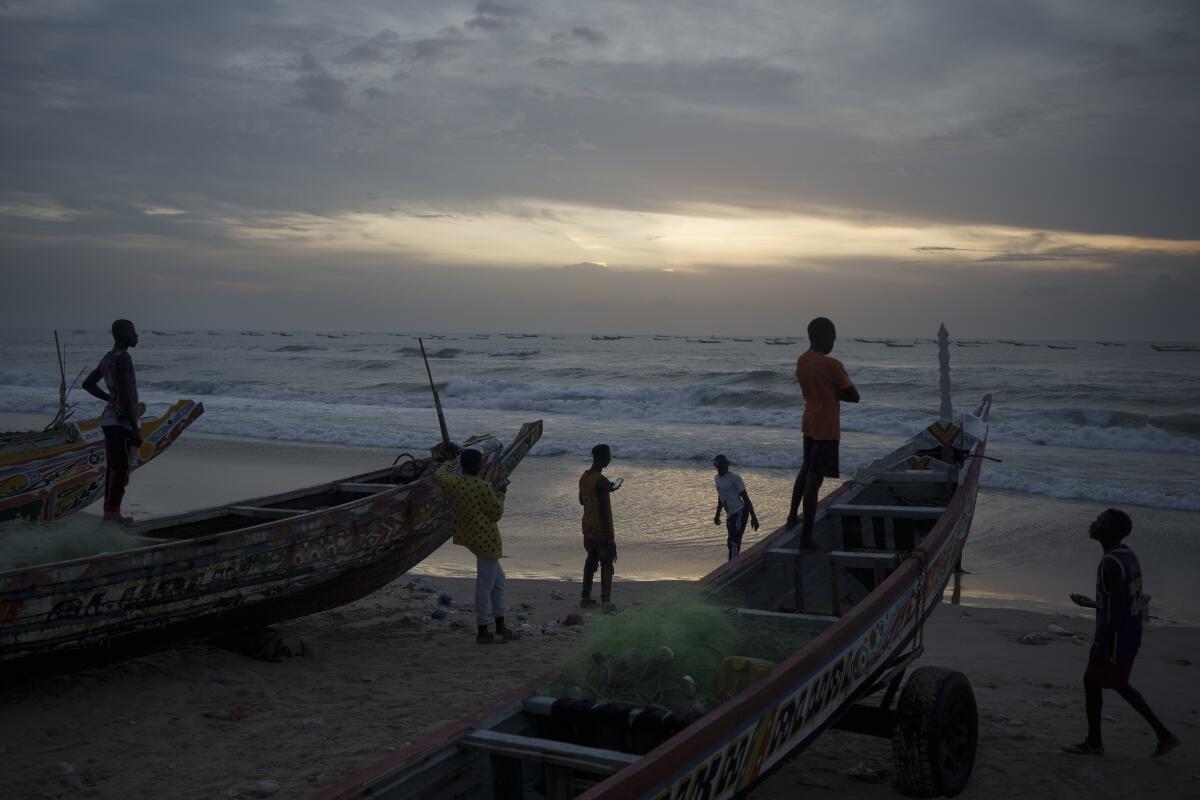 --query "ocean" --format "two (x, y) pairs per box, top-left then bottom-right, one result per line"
(2, 329), (1198, 618)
